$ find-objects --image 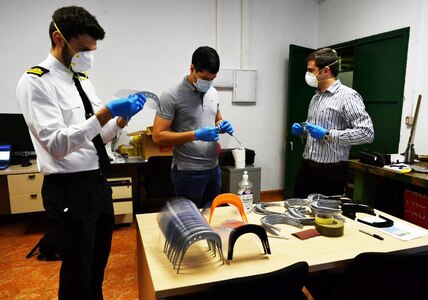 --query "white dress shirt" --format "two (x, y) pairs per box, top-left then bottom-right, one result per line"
(16, 54), (121, 174)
